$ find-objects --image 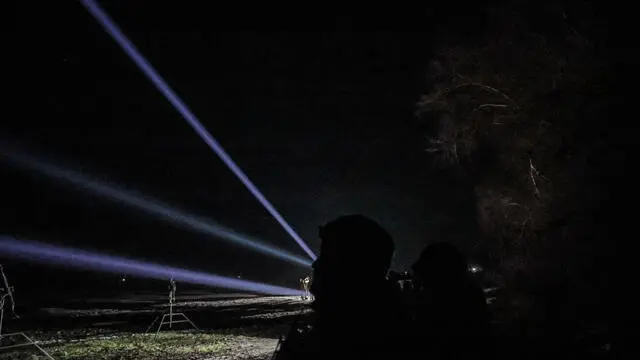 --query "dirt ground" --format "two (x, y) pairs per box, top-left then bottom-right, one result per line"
(0, 290), (616, 359)
(0, 292), (313, 359)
